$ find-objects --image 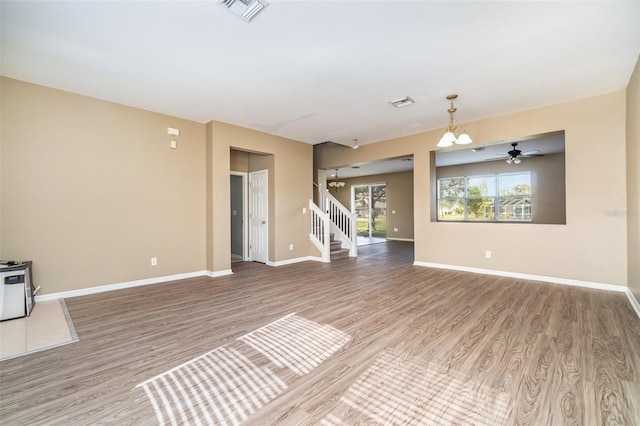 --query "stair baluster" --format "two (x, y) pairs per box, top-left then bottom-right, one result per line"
(308, 186), (357, 261)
